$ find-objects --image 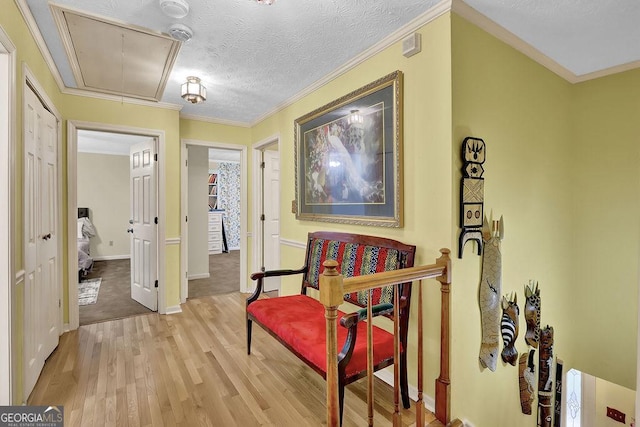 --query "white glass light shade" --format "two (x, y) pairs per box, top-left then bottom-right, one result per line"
(256, 0), (276, 4)
(347, 109), (364, 126)
(181, 76), (206, 104)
